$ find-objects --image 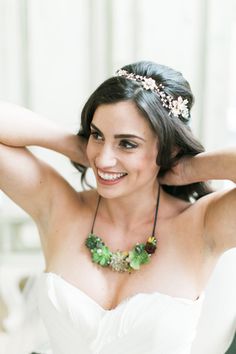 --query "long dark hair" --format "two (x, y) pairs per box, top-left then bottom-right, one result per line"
(72, 61), (212, 201)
